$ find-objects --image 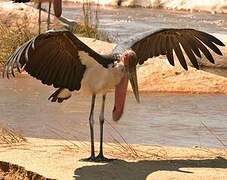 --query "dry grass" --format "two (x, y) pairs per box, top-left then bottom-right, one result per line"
(0, 4), (110, 72)
(0, 124), (27, 146)
(73, 0), (113, 42)
(0, 15), (36, 68)
(74, 22), (113, 42)
(43, 121), (168, 160)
